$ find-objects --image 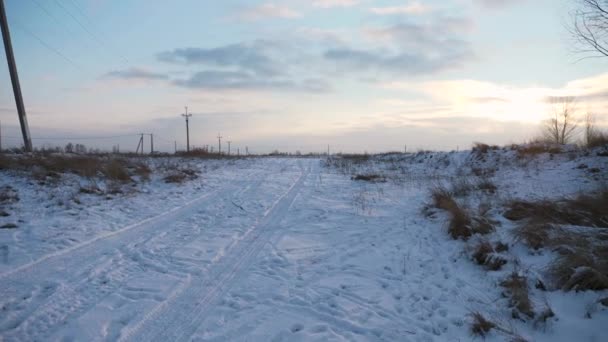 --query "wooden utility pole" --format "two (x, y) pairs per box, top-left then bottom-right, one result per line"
(0, 0), (32, 152)
(149, 134), (154, 154)
(136, 134), (144, 154)
(174, 140), (177, 154)
(217, 133), (222, 154)
(227, 141), (231, 155)
(181, 106), (192, 152)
